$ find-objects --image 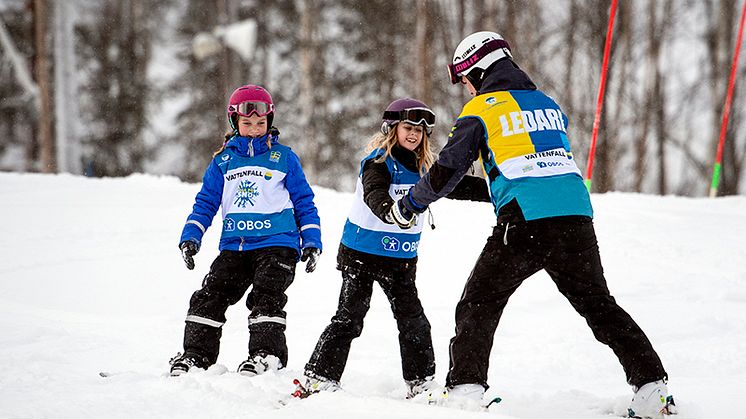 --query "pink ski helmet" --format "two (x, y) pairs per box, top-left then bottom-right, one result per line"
(227, 85), (275, 132)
